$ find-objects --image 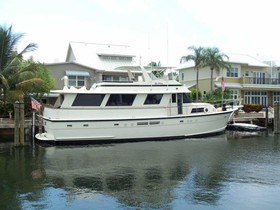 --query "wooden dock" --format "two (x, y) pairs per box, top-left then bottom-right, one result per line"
(0, 118), (34, 142)
(0, 118), (32, 128)
(229, 110), (273, 127)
